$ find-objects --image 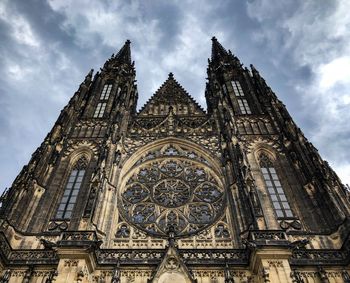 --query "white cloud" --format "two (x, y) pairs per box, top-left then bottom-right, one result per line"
(318, 56), (350, 89)
(47, 0), (160, 48)
(0, 0), (40, 48)
(247, 0), (350, 184)
(1, 0), (350, 190)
